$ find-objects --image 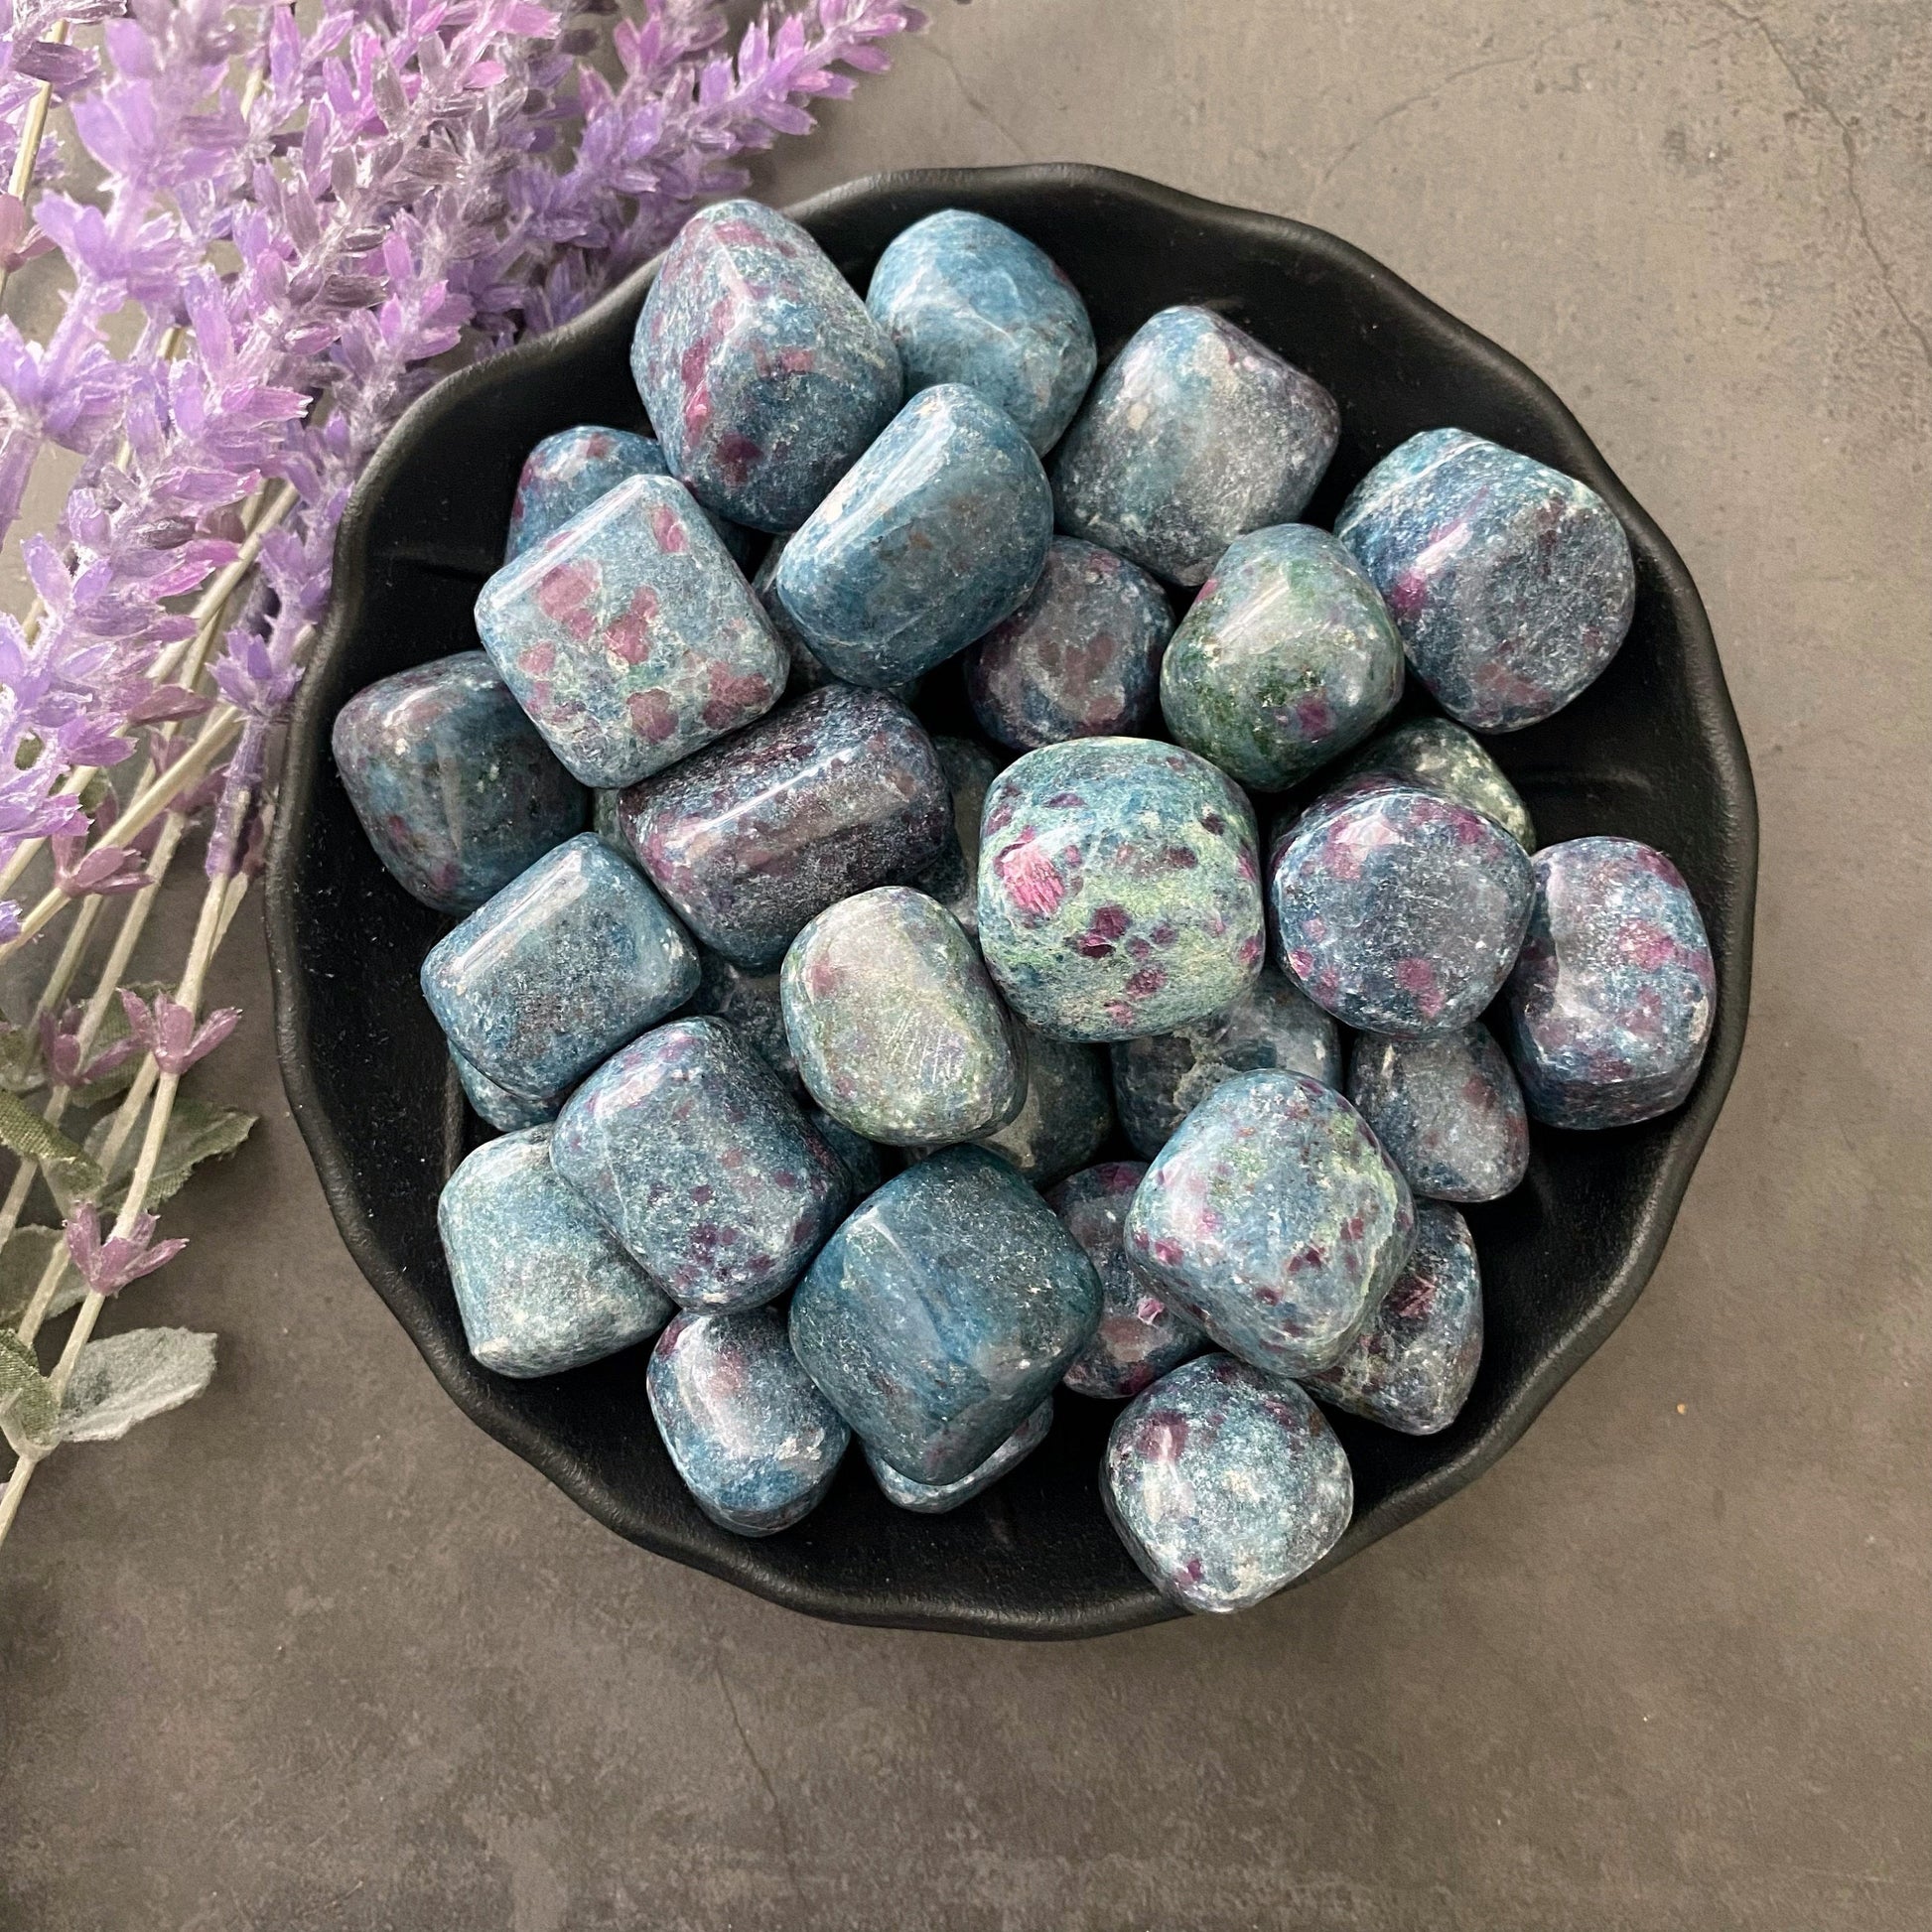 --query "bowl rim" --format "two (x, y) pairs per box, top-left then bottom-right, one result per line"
(265, 162), (1758, 1639)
